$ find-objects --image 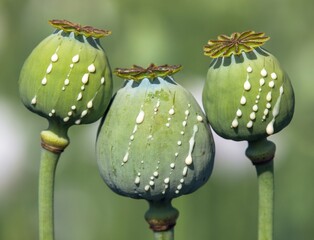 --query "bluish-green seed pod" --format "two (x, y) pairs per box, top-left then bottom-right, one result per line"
(97, 64), (215, 201)
(202, 31), (295, 141)
(19, 20), (113, 127)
